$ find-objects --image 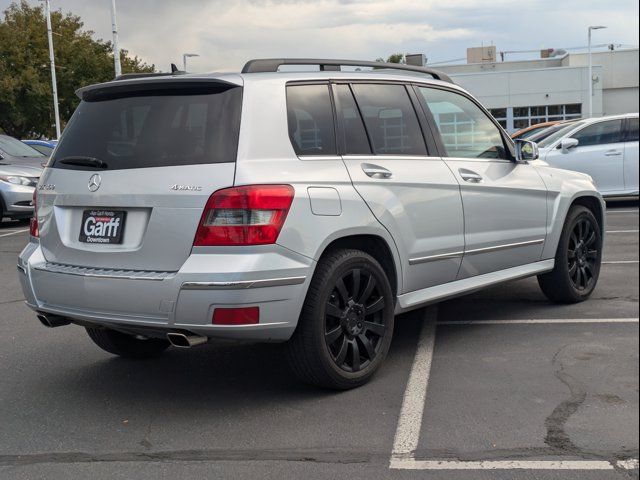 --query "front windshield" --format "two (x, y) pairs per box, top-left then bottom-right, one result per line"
(0, 136), (45, 157)
(537, 121), (586, 148)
